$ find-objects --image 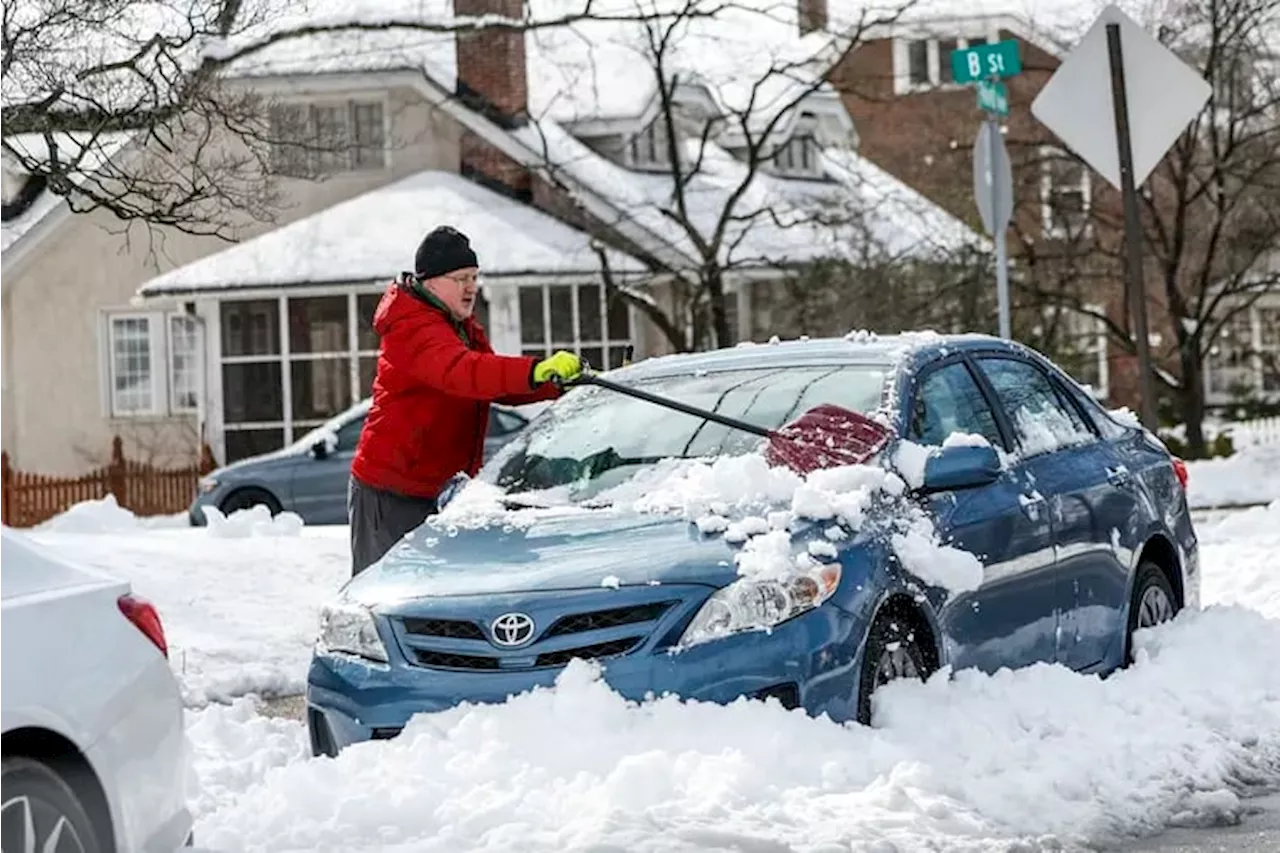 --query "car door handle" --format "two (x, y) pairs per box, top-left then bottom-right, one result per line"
(1106, 465), (1132, 487)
